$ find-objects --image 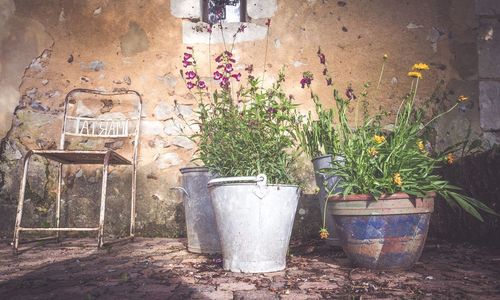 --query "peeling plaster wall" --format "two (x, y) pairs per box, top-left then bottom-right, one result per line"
(0, 0), (489, 238)
(0, 0), (53, 139)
